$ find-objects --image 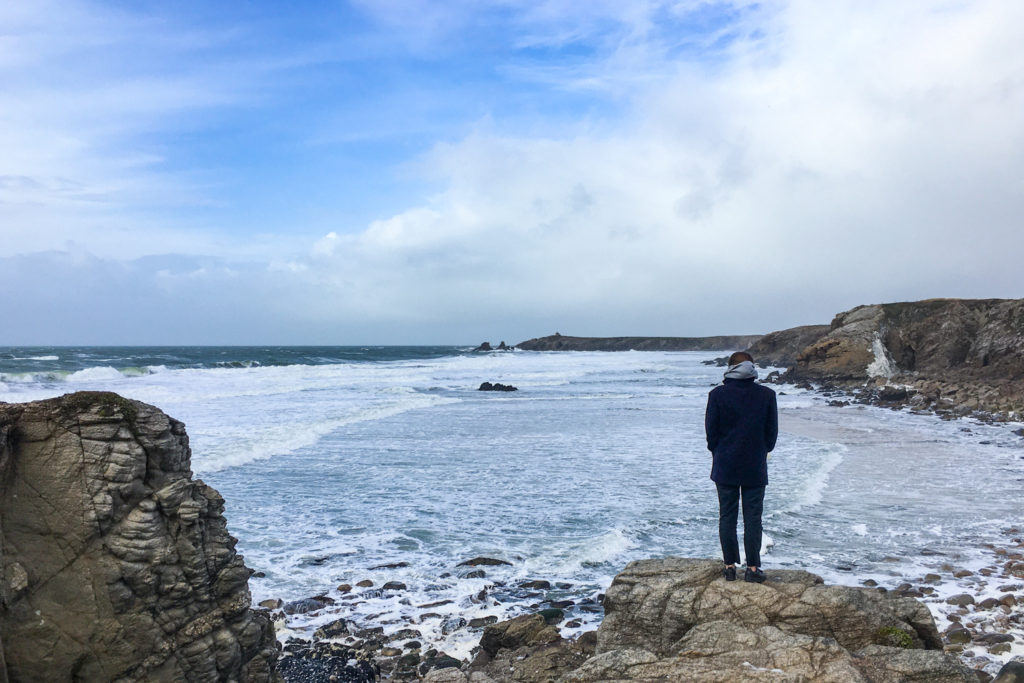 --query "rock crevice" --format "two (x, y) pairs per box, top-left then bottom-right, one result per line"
(0, 392), (279, 682)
